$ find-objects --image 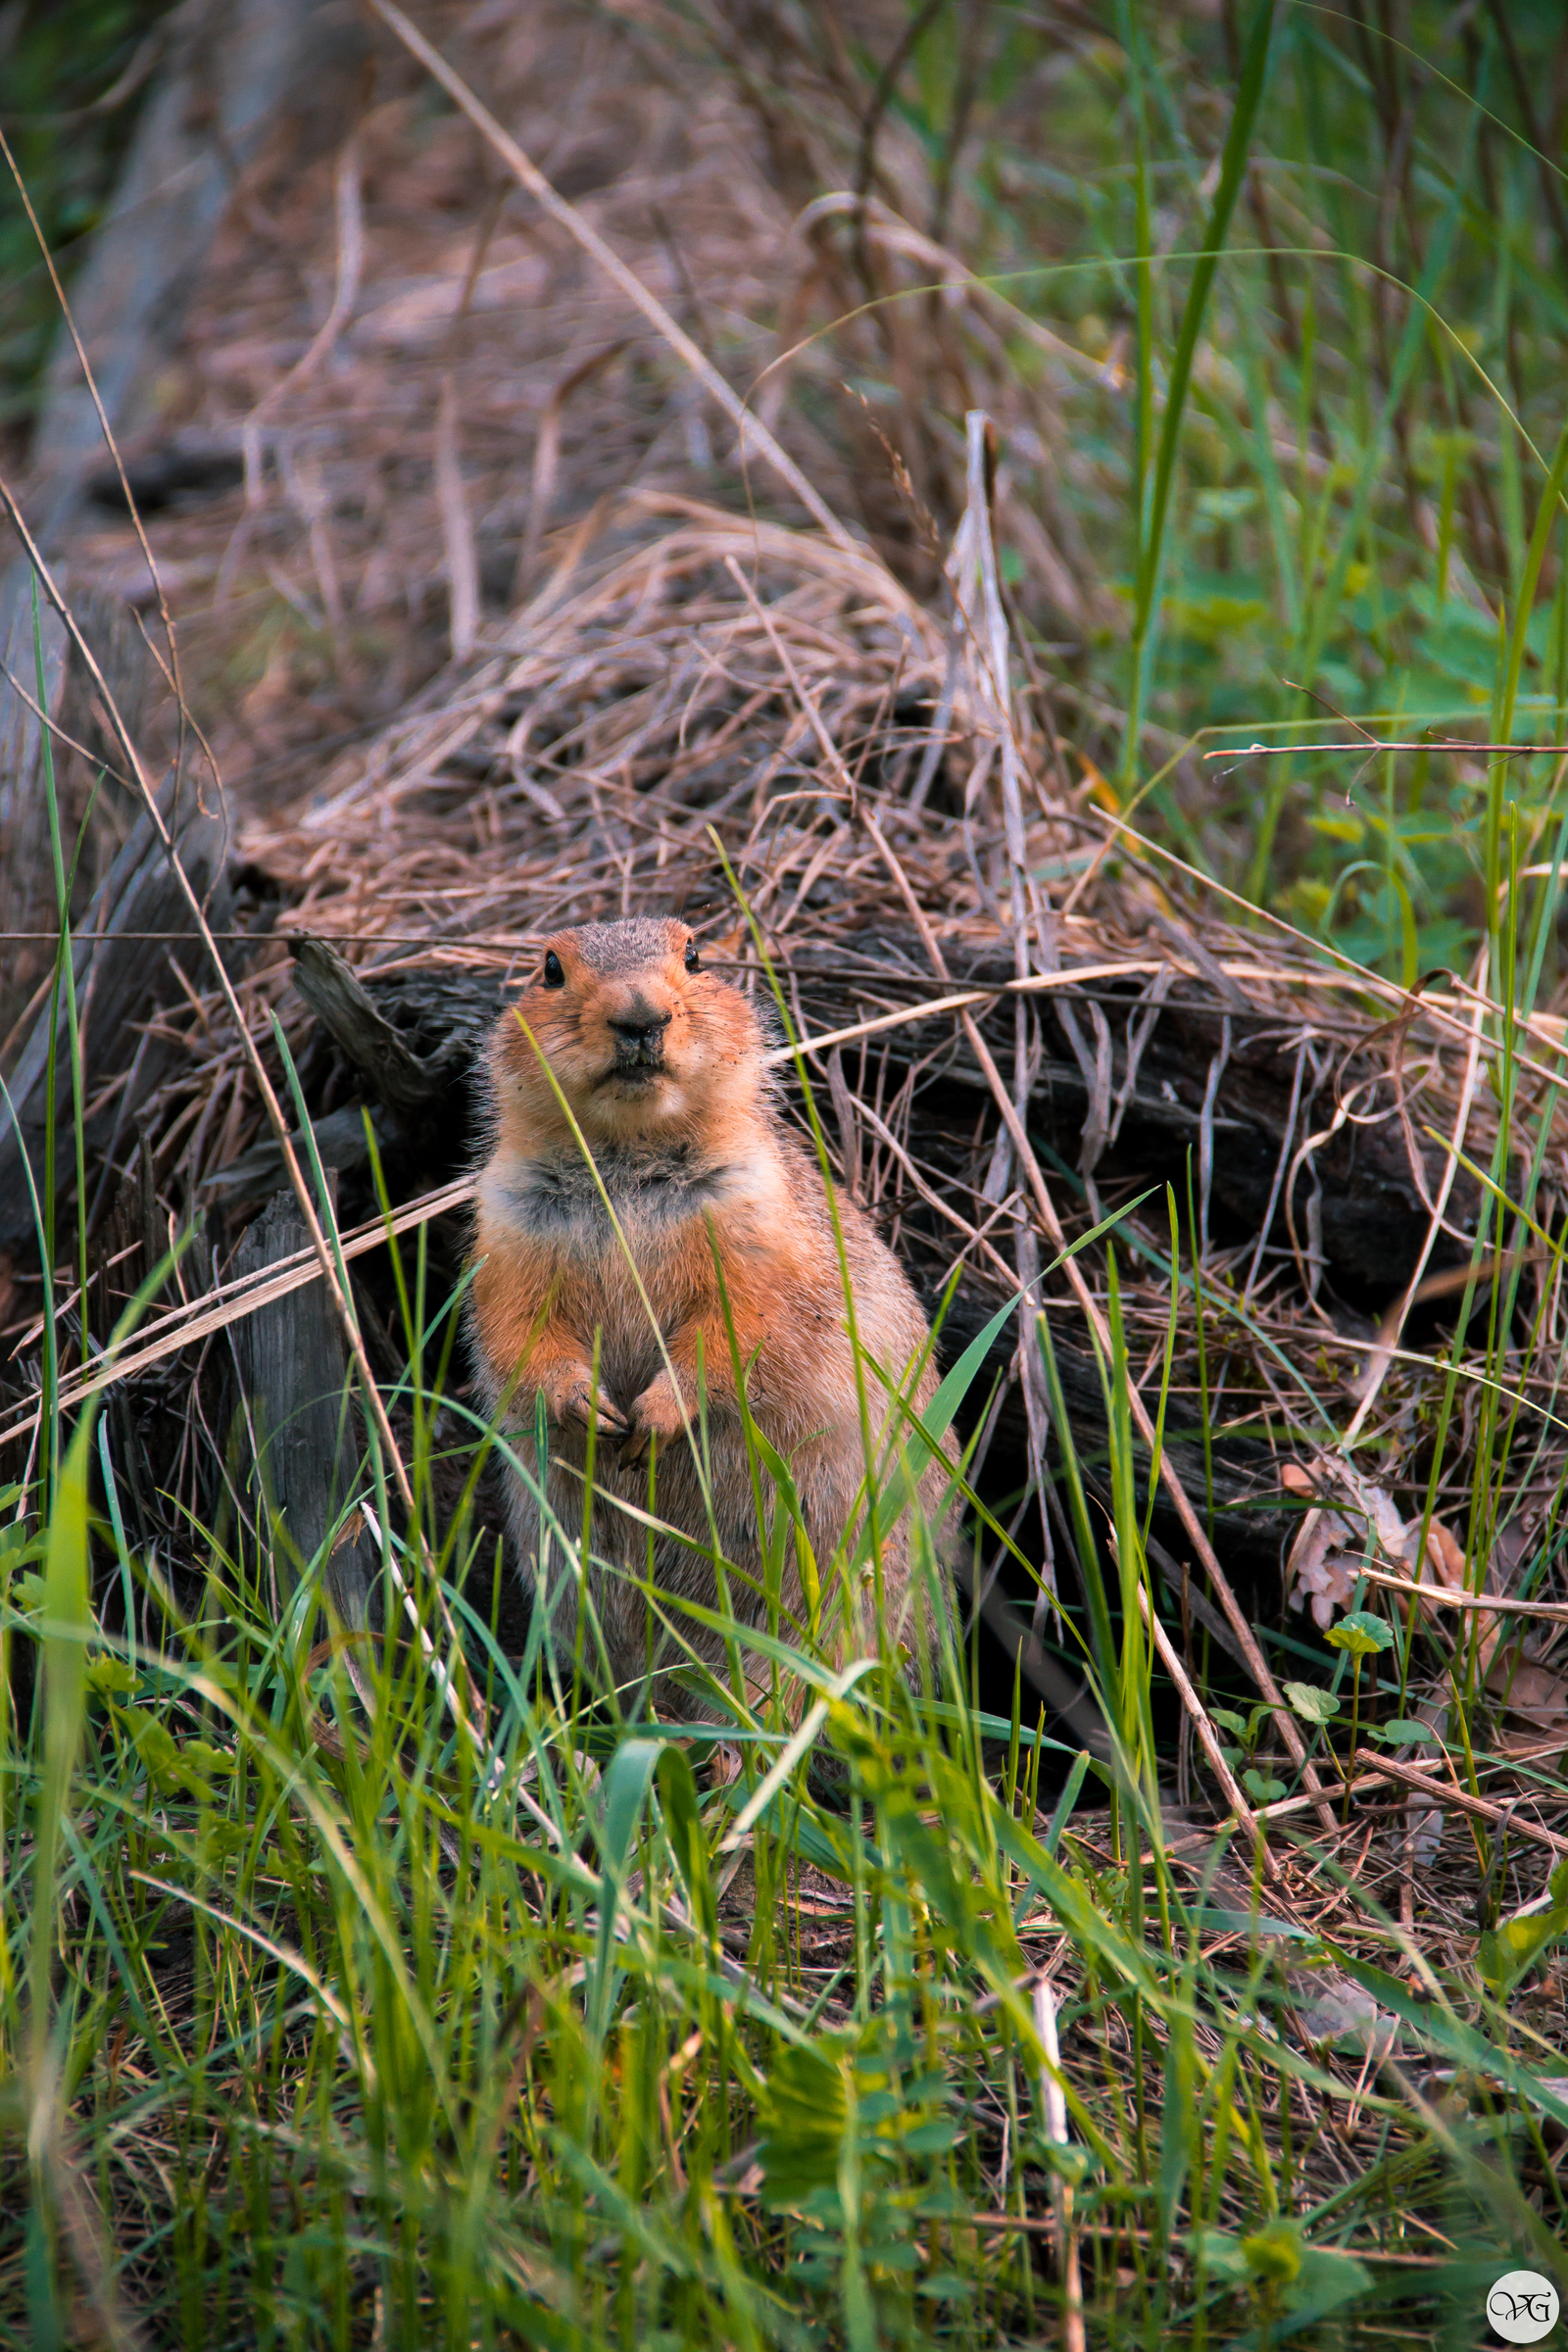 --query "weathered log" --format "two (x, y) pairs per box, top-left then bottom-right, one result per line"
(0, 774), (232, 1258)
(290, 935), (466, 1118)
(203, 1104), (390, 1208)
(330, 943), (1456, 1307)
(231, 1190), (377, 1630)
(0, 585), (157, 1051)
(199, 937), (484, 1212)
(788, 935), (1479, 1296)
(21, 0), (370, 545)
(0, 590), (69, 1040)
(935, 1285), (1294, 1590)
(259, 946), (1442, 1618)
(352, 961), (508, 1064)
(0, 0), (372, 965)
